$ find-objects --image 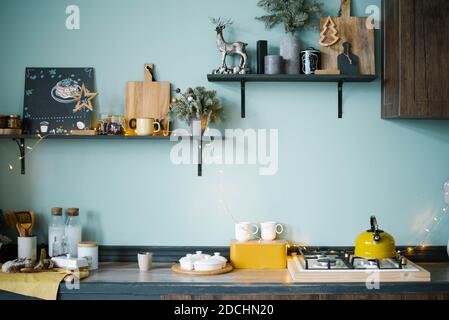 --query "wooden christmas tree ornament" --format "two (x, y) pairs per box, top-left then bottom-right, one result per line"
(319, 17), (340, 47)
